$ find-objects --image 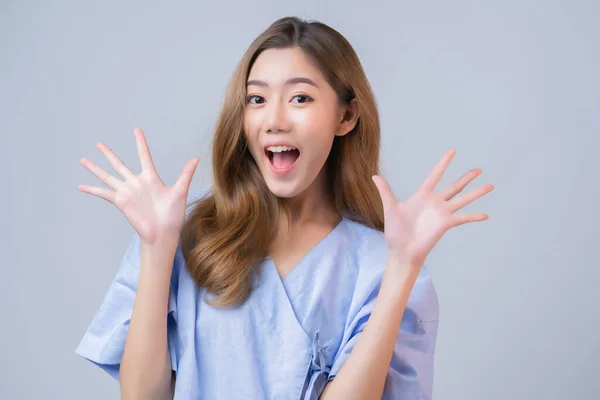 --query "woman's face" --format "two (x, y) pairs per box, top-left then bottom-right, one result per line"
(243, 47), (356, 200)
